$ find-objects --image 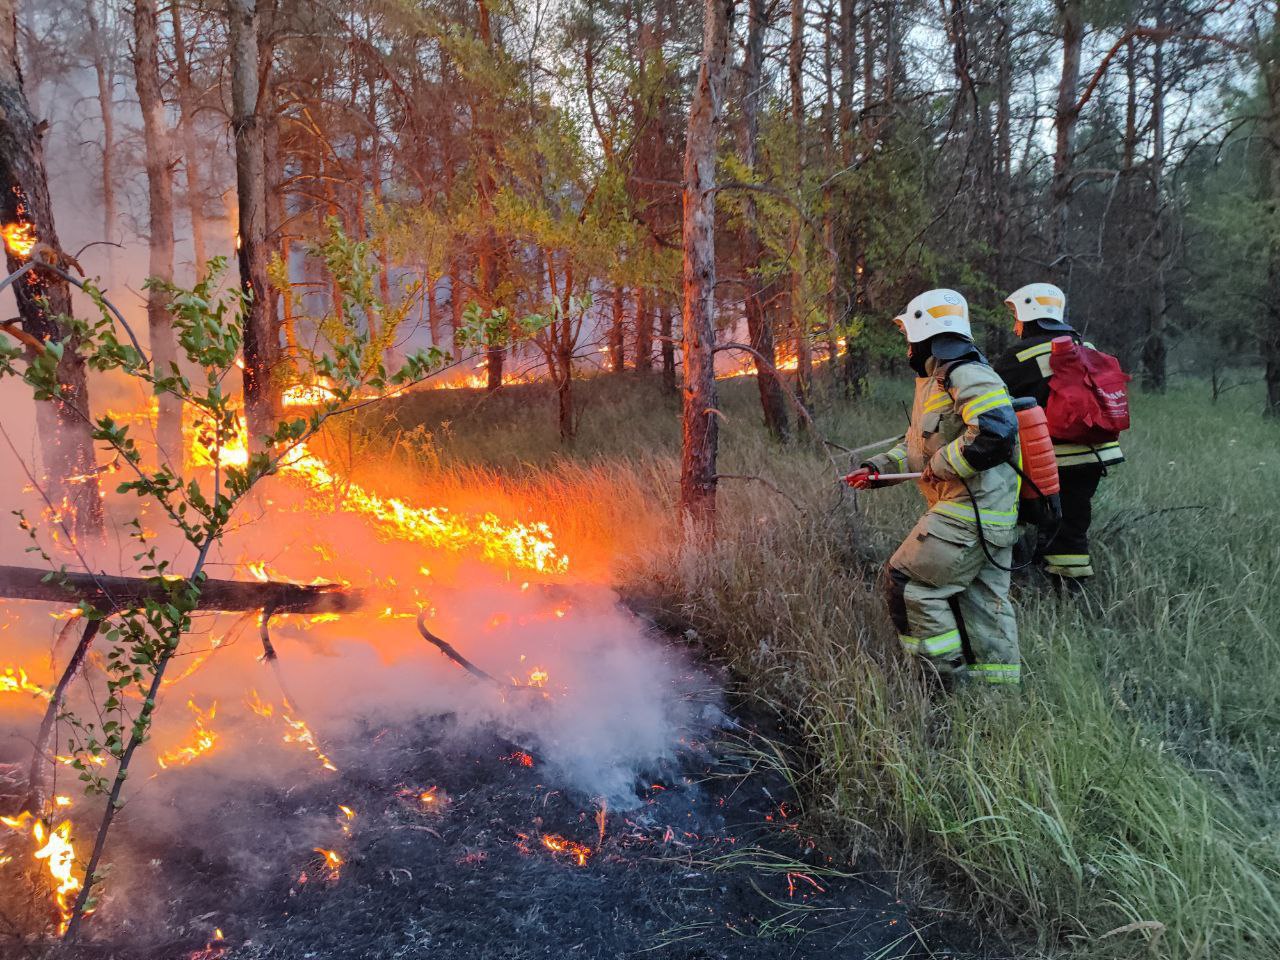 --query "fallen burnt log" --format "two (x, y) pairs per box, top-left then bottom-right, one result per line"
(0, 563), (363, 815)
(0, 564), (364, 615)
